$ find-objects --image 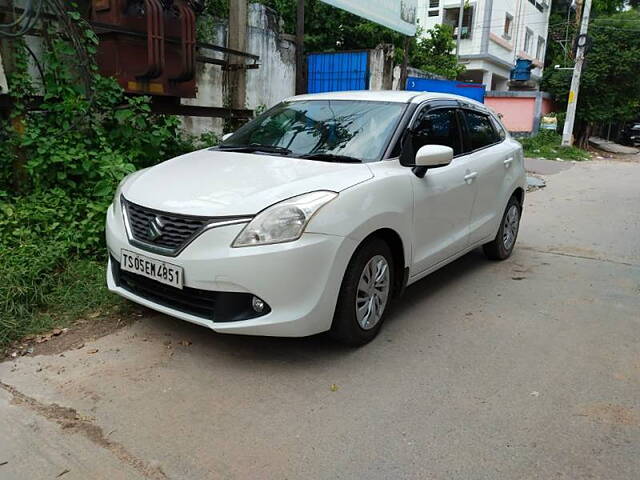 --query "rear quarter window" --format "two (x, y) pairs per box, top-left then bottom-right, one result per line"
(490, 115), (507, 141)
